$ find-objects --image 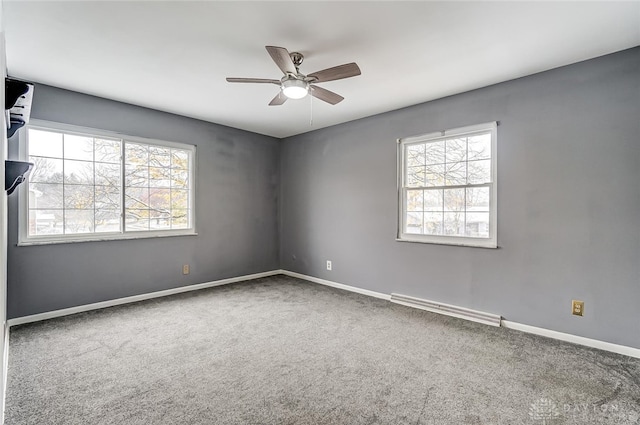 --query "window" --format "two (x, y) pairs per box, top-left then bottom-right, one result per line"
(19, 121), (195, 244)
(397, 122), (497, 248)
